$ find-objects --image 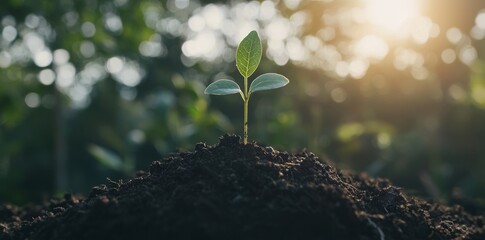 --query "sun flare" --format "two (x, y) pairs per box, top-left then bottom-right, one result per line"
(364, 0), (419, 31)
